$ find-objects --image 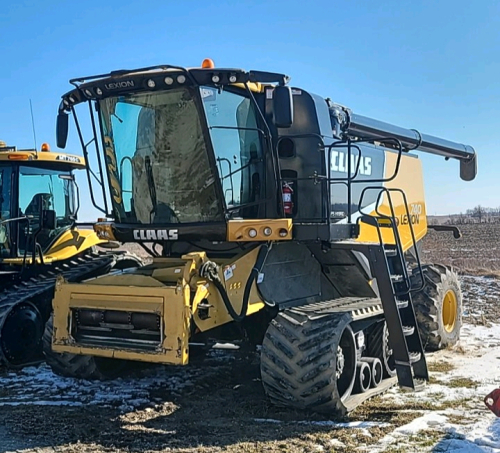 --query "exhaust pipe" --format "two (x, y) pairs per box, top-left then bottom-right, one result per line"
(354, 361), (372, 393)
(361, 357), (383, 388)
